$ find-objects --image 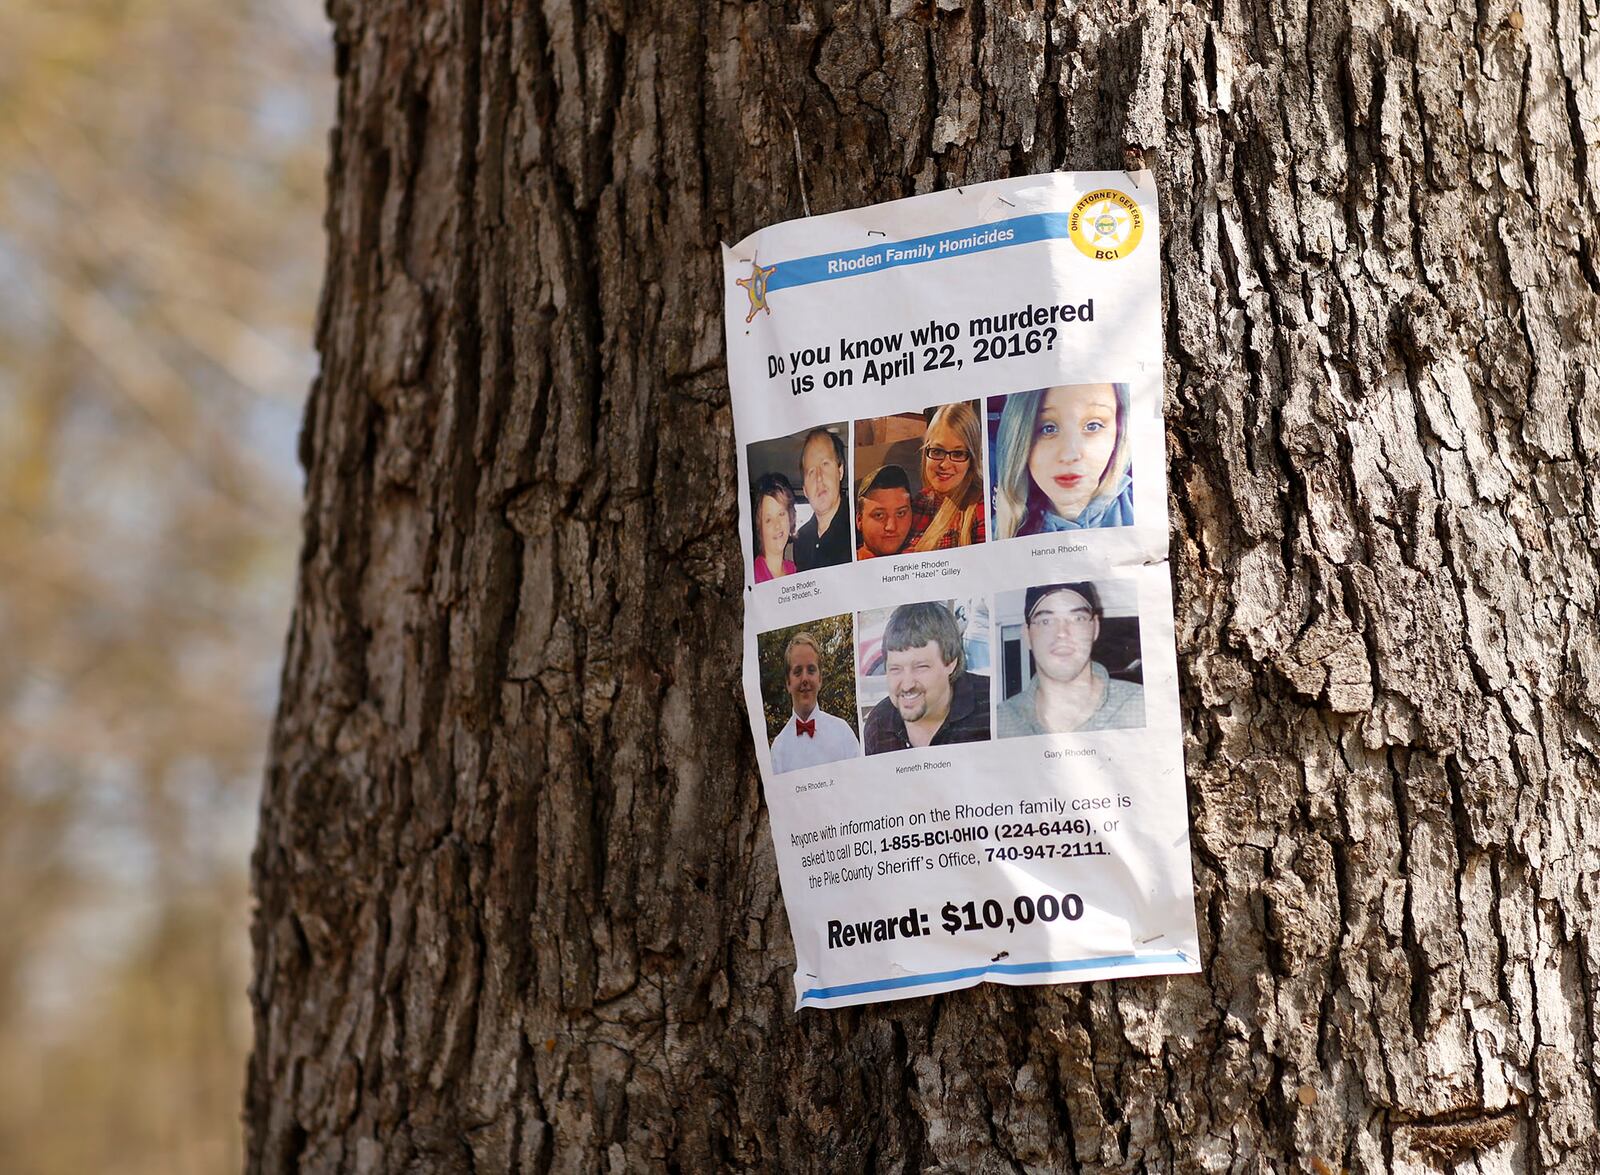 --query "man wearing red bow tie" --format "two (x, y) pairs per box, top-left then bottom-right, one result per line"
(770, 631), (860, 774)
